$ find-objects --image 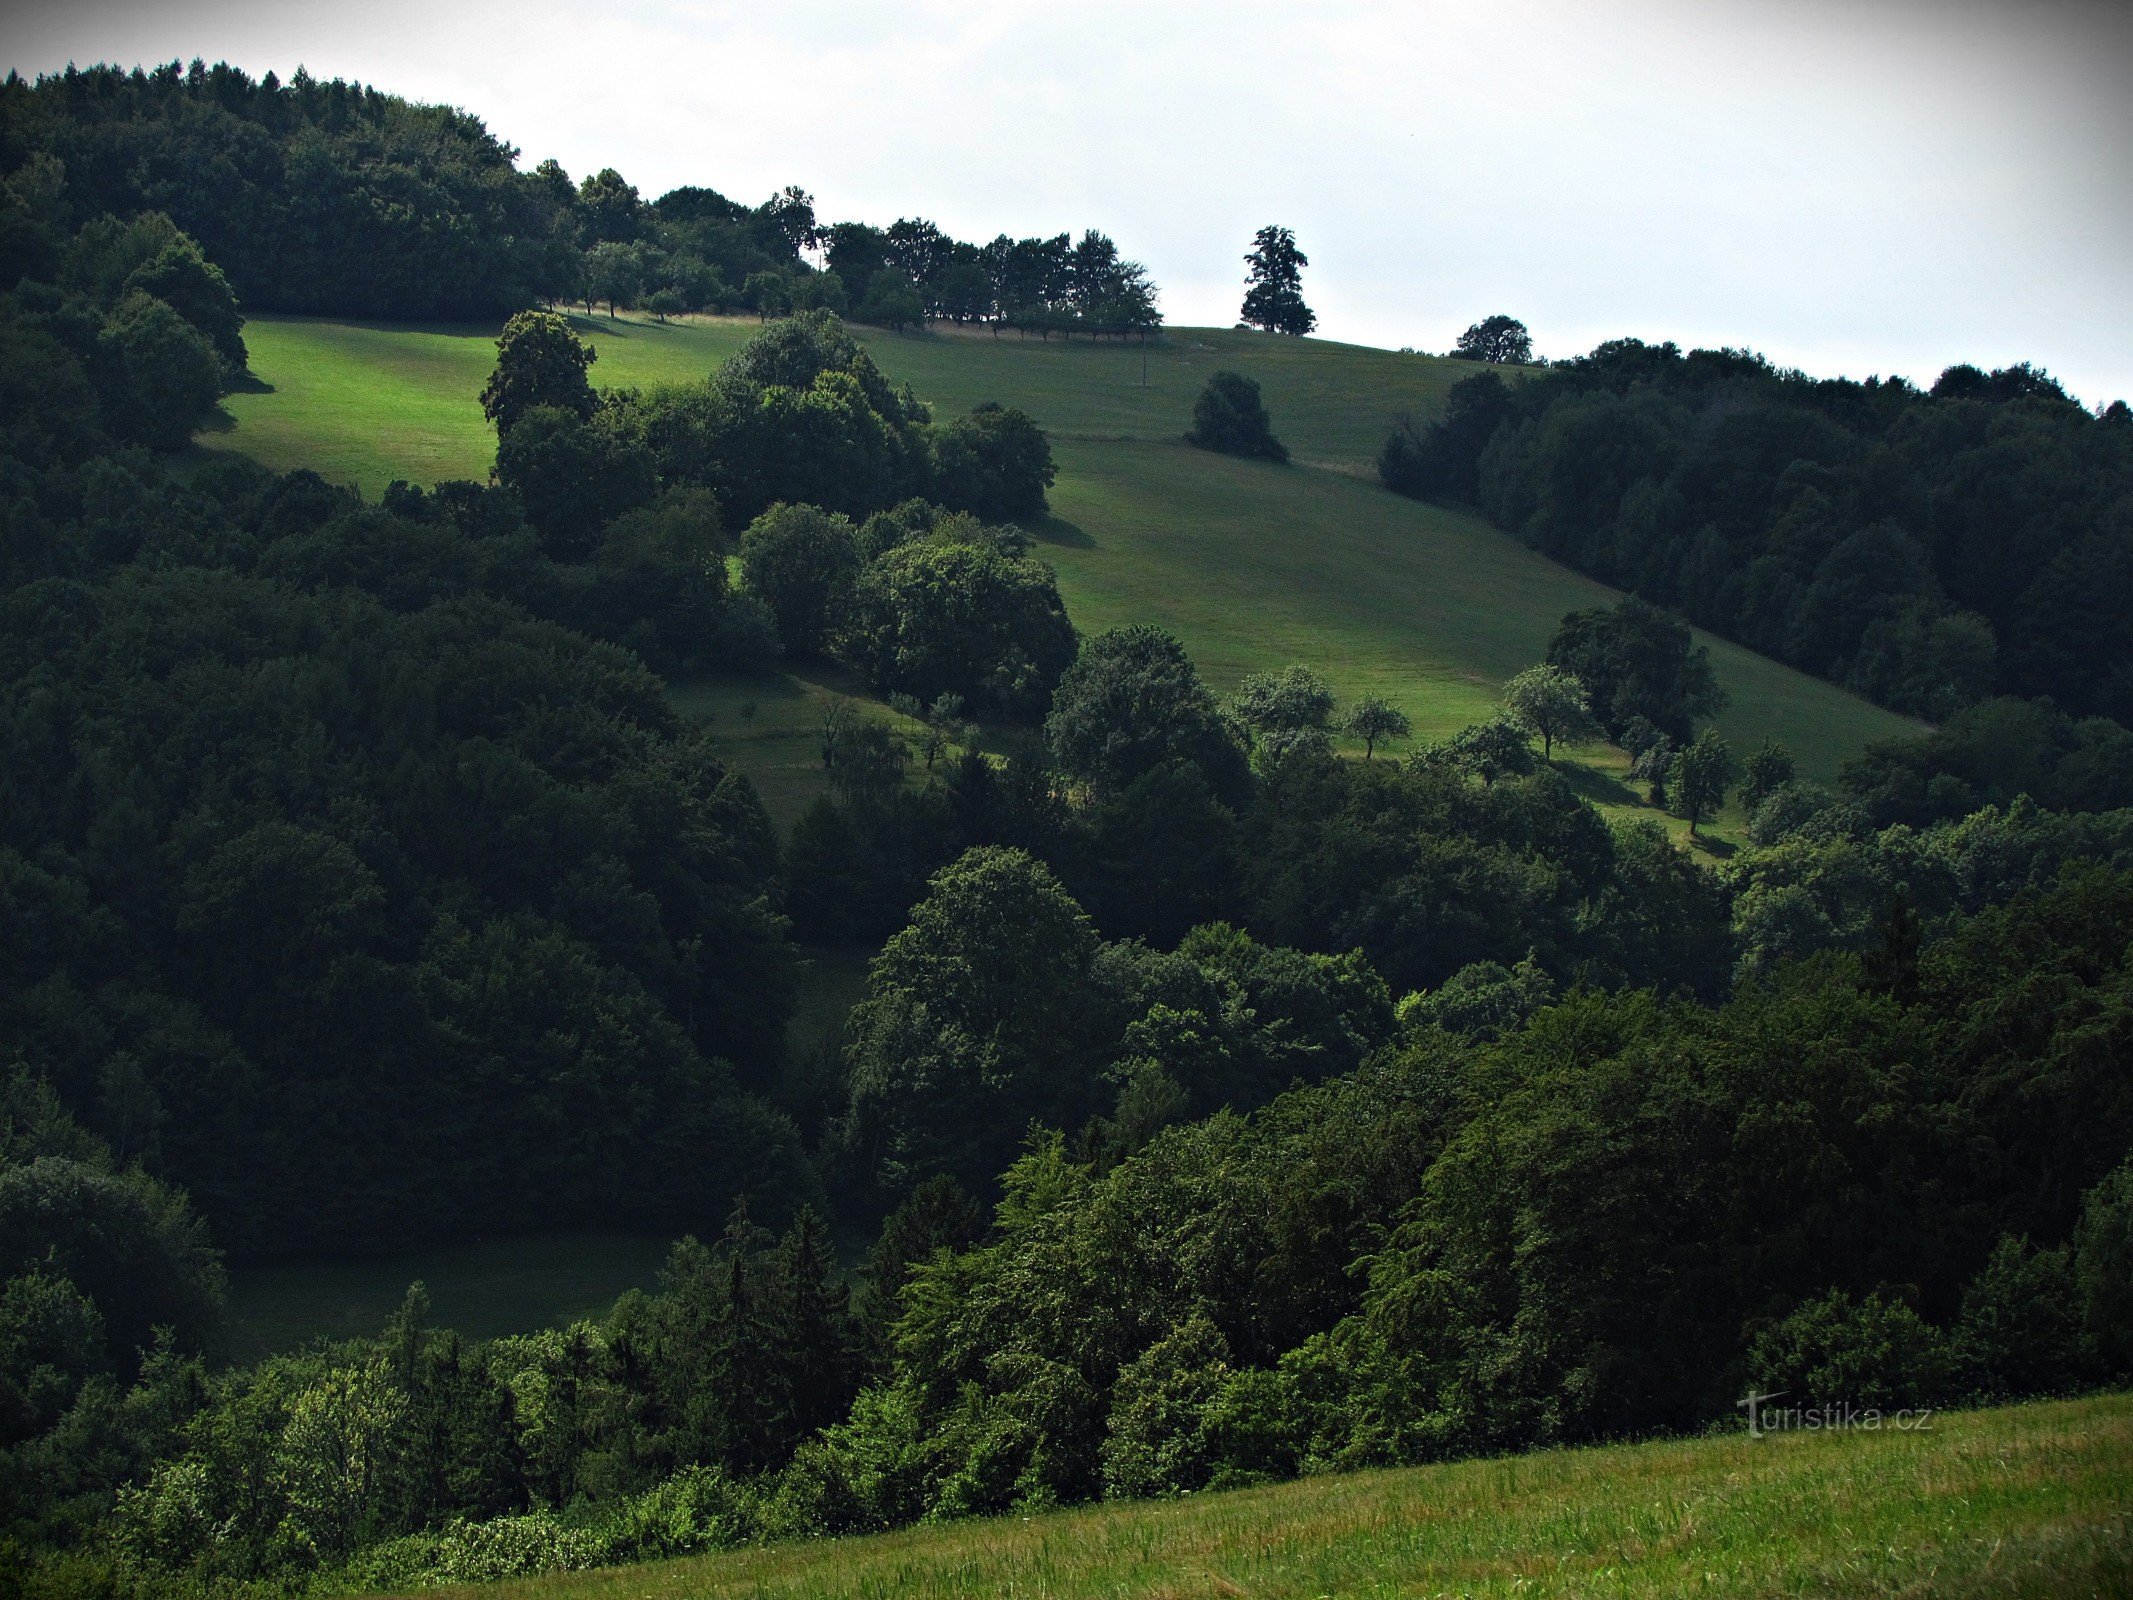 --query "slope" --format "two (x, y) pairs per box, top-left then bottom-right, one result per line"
(199, 311), (1921, 804)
